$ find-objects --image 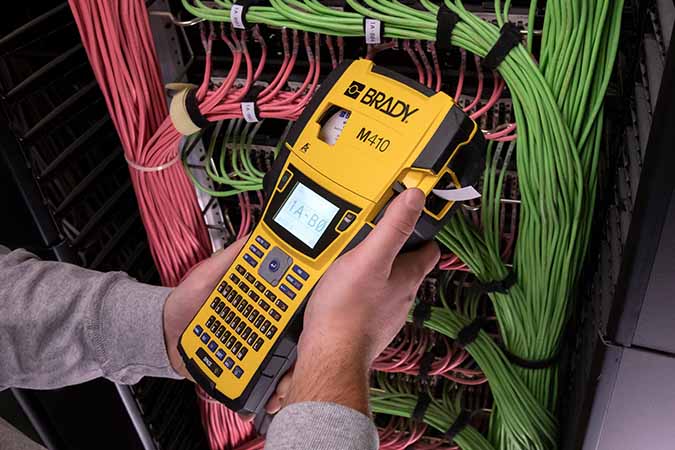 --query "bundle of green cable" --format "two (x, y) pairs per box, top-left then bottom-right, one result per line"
(183, 119), (291, 197)
(370, 372), (496, 450)
(179, 1), (625, 449)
